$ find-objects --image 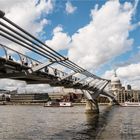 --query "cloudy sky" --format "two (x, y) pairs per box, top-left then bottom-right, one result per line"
(0, 0), (140, 92)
